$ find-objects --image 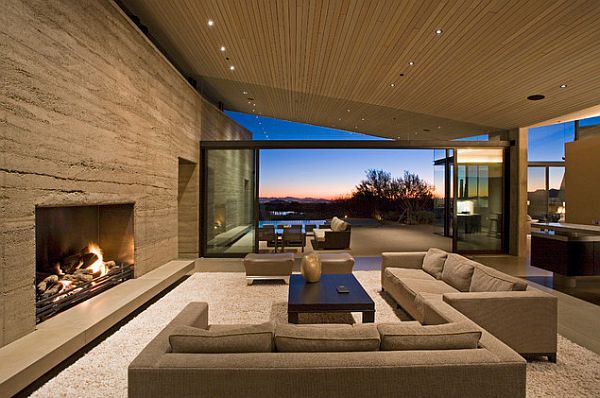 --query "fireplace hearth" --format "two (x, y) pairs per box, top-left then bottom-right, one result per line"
(35, 204), (135, 323)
